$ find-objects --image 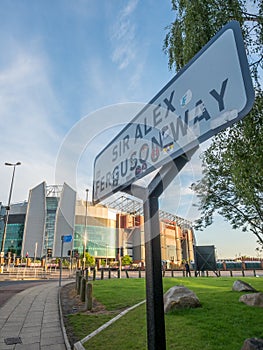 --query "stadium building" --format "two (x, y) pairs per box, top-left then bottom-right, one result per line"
(0, 182), (195, 266)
